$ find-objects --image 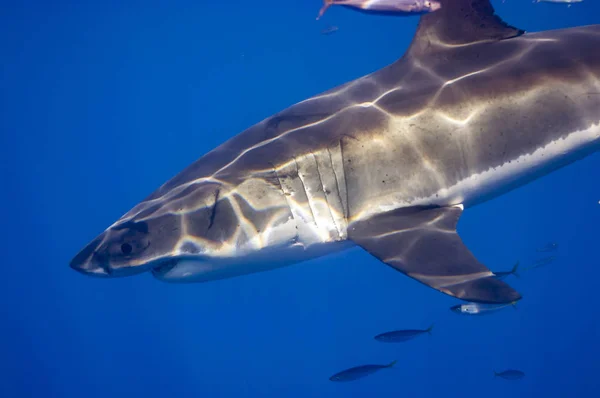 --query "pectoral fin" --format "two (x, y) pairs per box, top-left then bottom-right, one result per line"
(348, 205), (521, 304)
